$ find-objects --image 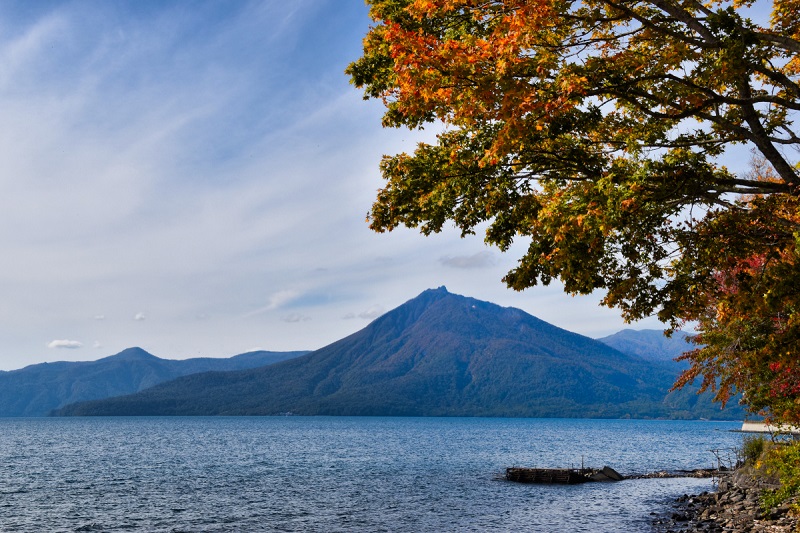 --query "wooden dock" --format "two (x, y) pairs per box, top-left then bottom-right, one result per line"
(505, 466), (624, 484)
